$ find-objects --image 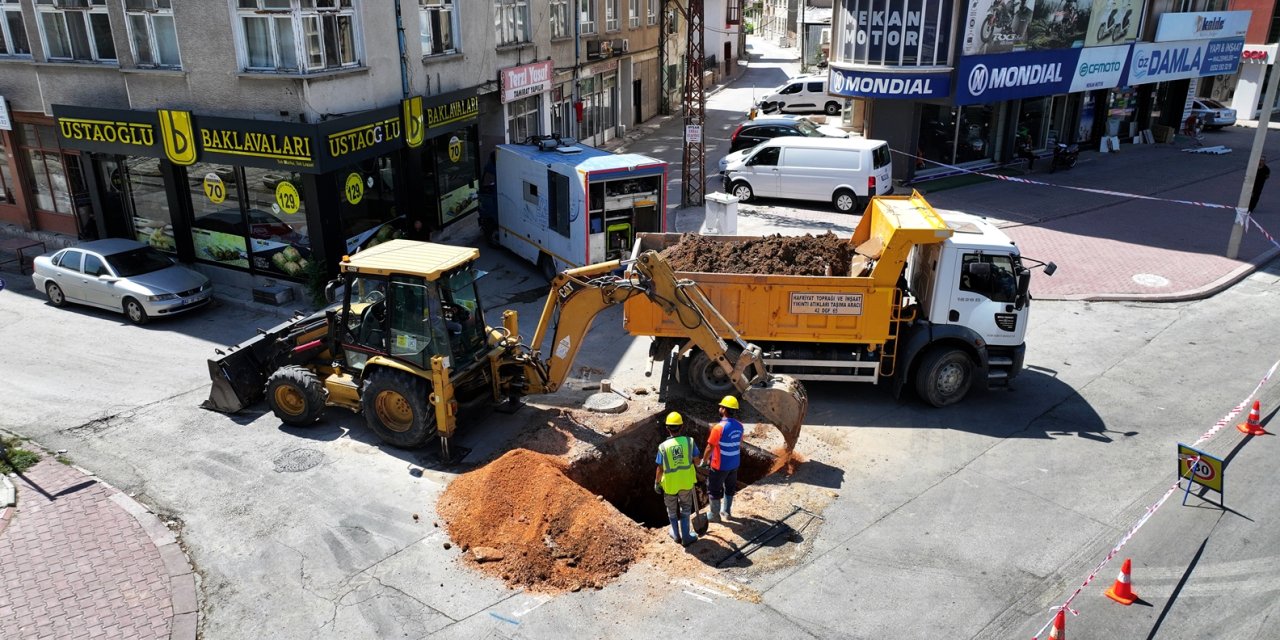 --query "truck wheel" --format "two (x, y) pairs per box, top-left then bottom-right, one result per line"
(687, 349), (737, 401)
(266, 365), (327, 426)
(833, 189), (859, 213)
(730, 181), (754, 203)
(824, 101), (841, 116)
(538, 253), (558, 281)
(915, 348), (974, 407)
(362, 368), (434, 448)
